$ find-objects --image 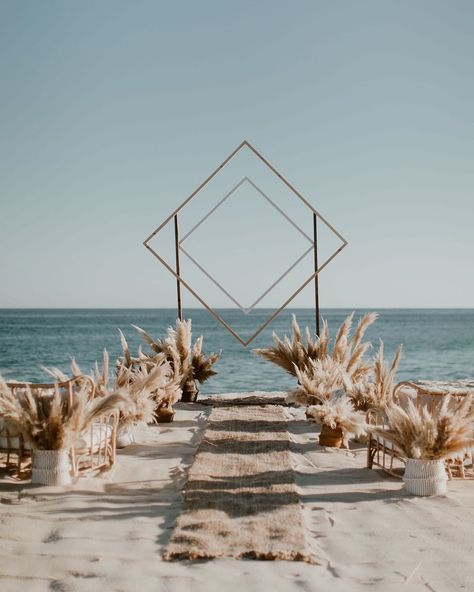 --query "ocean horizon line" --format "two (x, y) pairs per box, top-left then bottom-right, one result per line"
(1, 306), (474, 311)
